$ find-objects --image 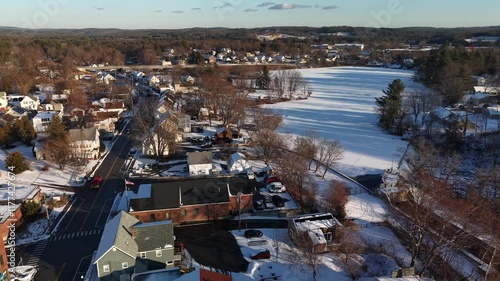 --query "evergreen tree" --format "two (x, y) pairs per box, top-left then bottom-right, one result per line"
(47, 116), (67, 140)
(0, 125), (14, 148)
(5, 151), (30, 174)
(13, 116), (36, 145)
(376, 79), (406, 134)
(257, 65), (271, 90)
